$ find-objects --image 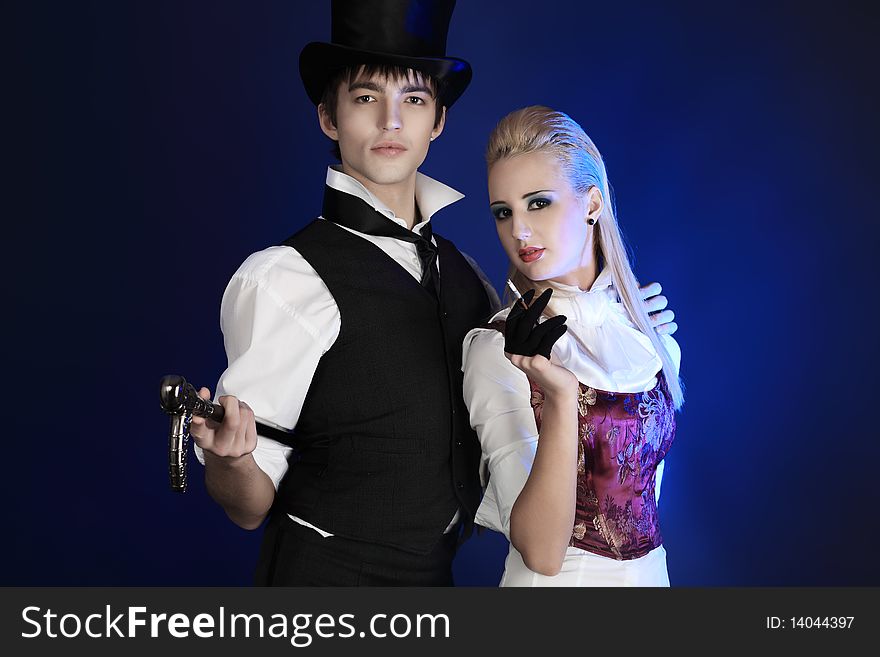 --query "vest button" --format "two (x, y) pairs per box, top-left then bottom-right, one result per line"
(456, 481), (464, 489)
(456, 440), (463, 447)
